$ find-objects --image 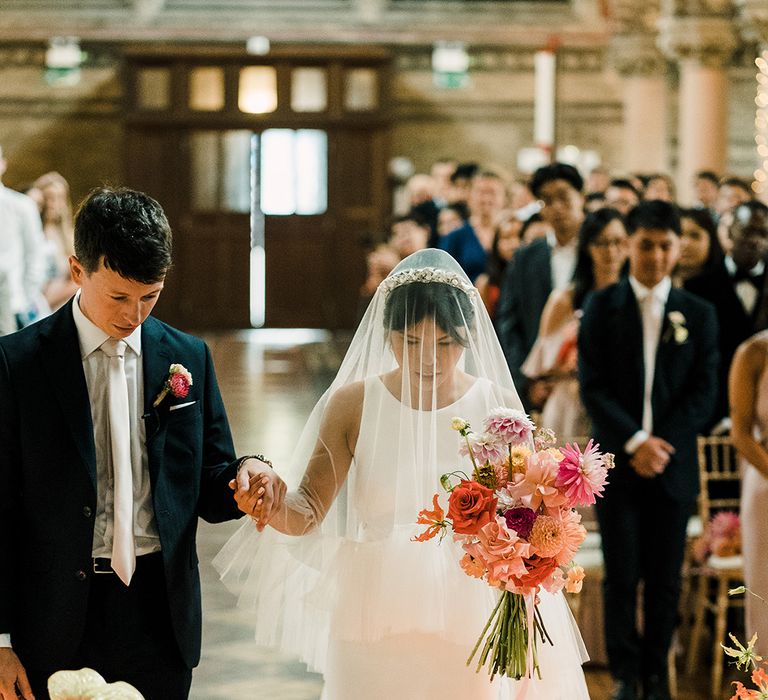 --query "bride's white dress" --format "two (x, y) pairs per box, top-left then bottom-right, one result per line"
(215, 376), (590, 700)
